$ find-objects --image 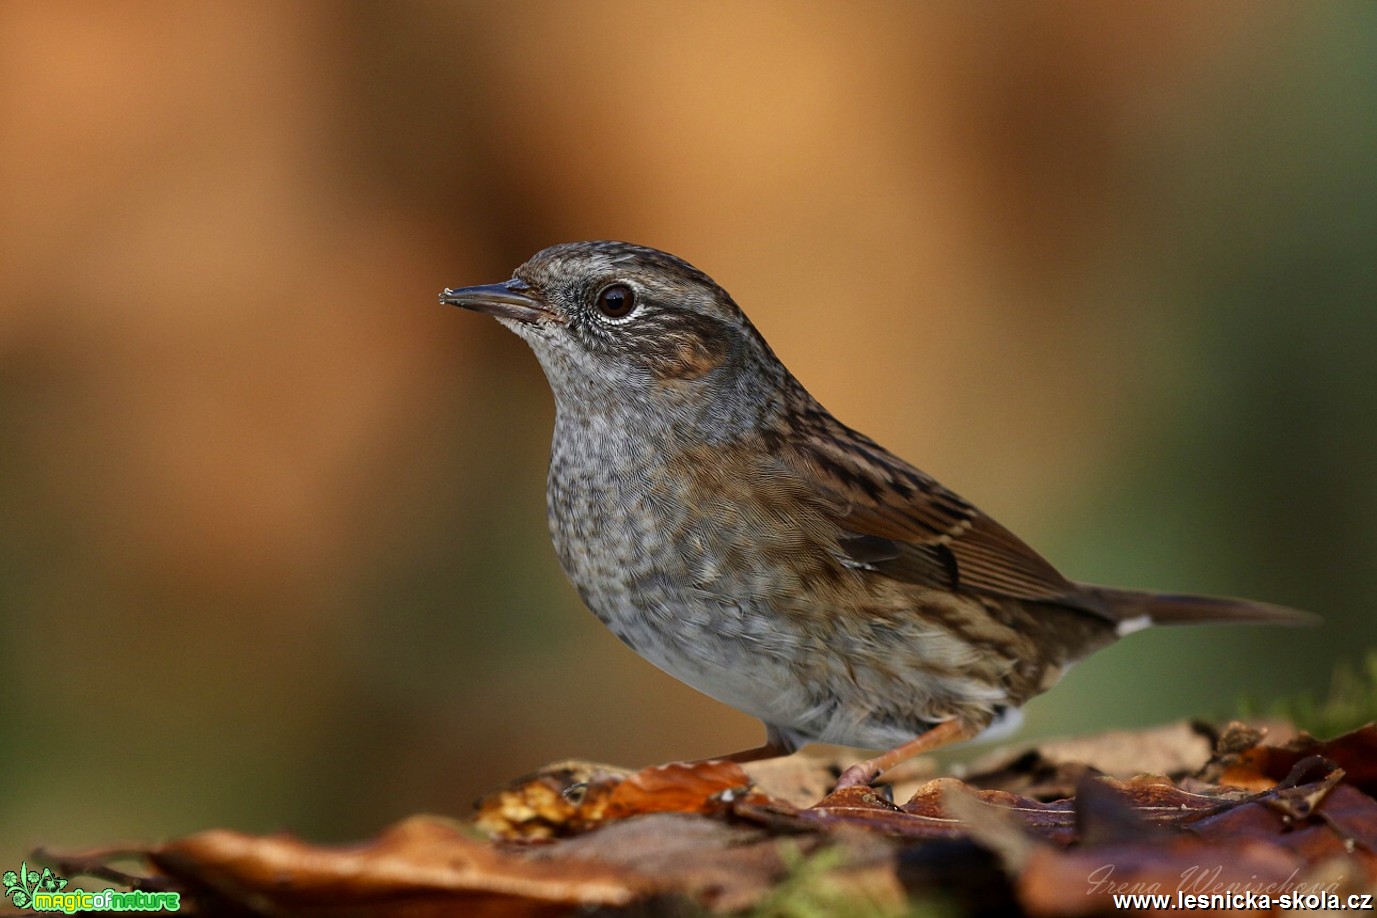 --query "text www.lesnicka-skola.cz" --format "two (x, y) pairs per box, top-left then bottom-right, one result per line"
(1112, 890), (1373, 911)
